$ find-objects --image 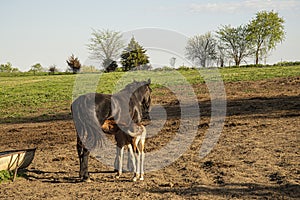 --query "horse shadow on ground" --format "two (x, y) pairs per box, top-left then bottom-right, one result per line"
(146, 183), (300, 199)
(1, 95), (299, 124)
(22, 169), (133, 184)
(152, 95), (300, 120)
